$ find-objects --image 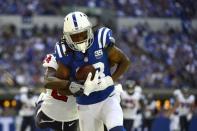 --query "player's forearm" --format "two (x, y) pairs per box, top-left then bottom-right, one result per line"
(112, 58), (130, 81)
(44, 76), (85, 96)
(44, 76), (70, 90)
(57, 88), (73, 95)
